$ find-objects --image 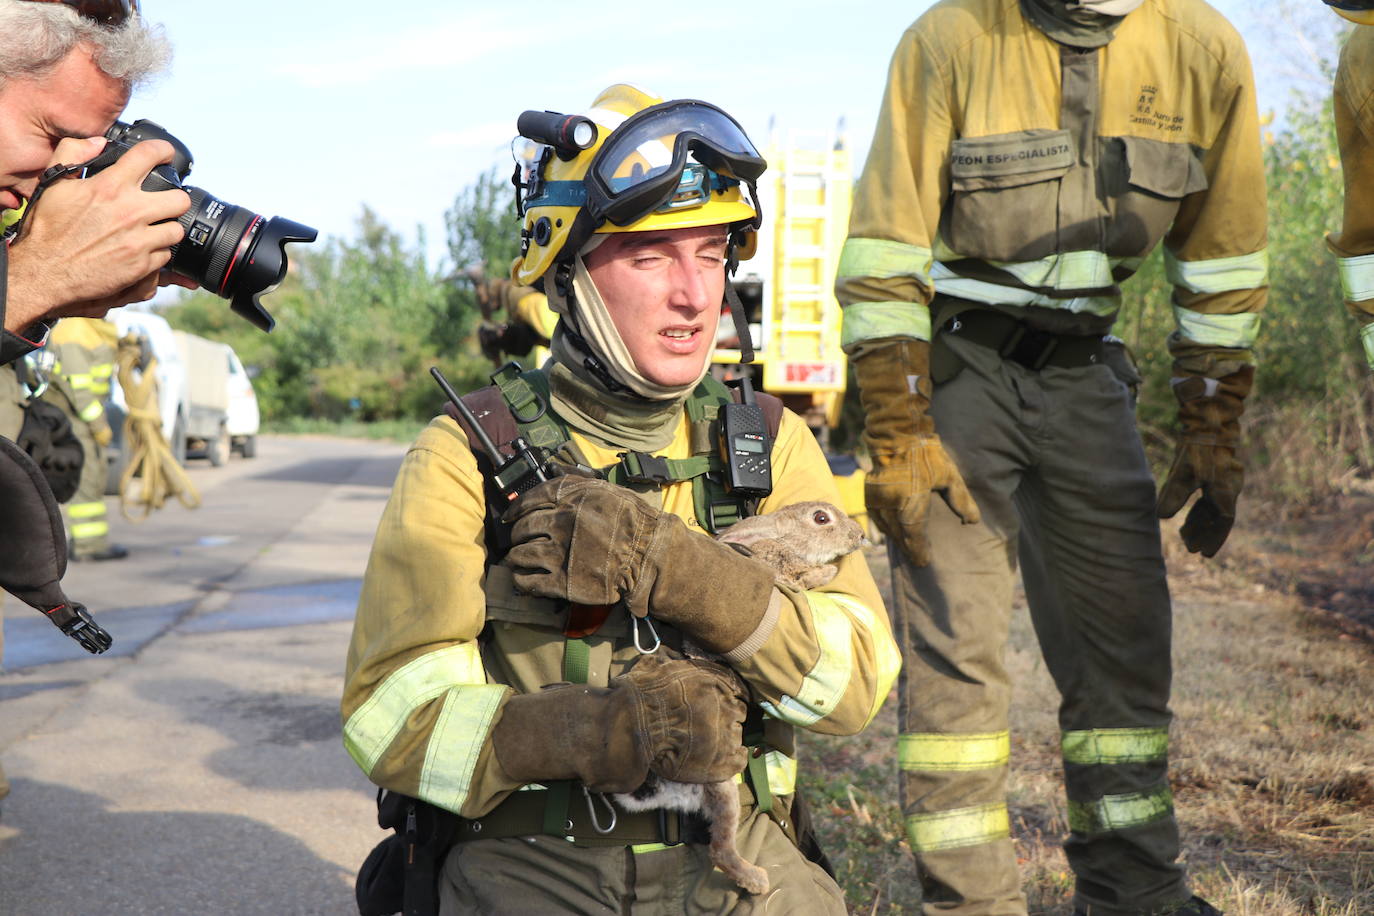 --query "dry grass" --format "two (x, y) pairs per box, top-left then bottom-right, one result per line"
(799, 537), (1374, 915)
